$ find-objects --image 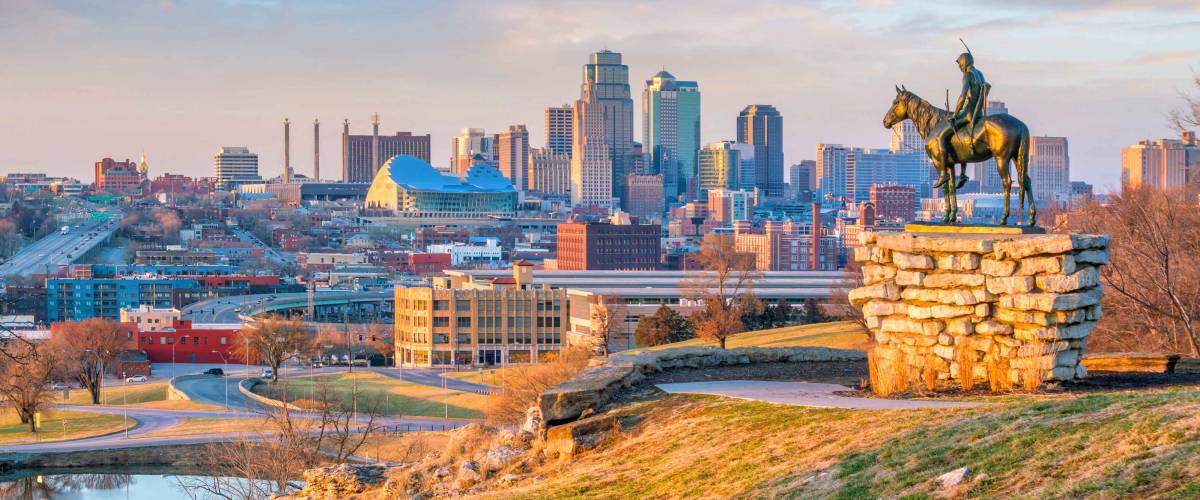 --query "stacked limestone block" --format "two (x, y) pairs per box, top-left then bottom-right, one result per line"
(849, 231), (1109, 385)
